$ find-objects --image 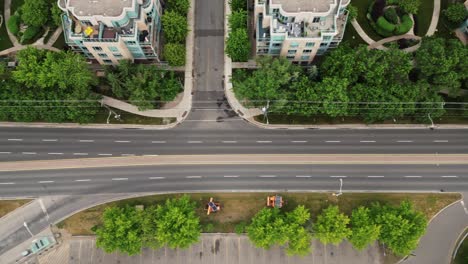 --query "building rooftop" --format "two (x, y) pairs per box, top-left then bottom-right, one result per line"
(68, 0), (133, 17)
(270, 0), (334, 13)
